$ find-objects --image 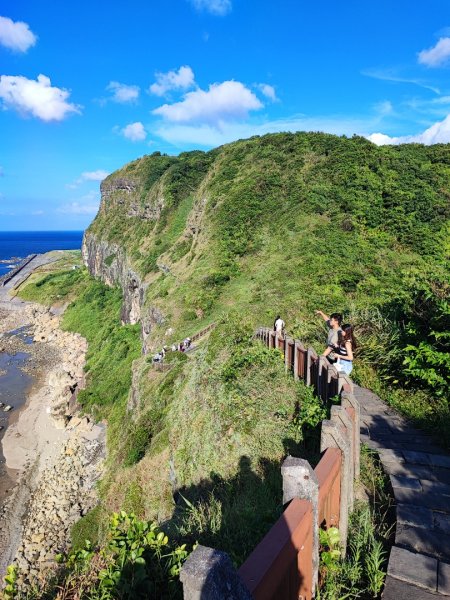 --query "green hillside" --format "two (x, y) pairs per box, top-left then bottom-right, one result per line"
(14, 132), (449, 597)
